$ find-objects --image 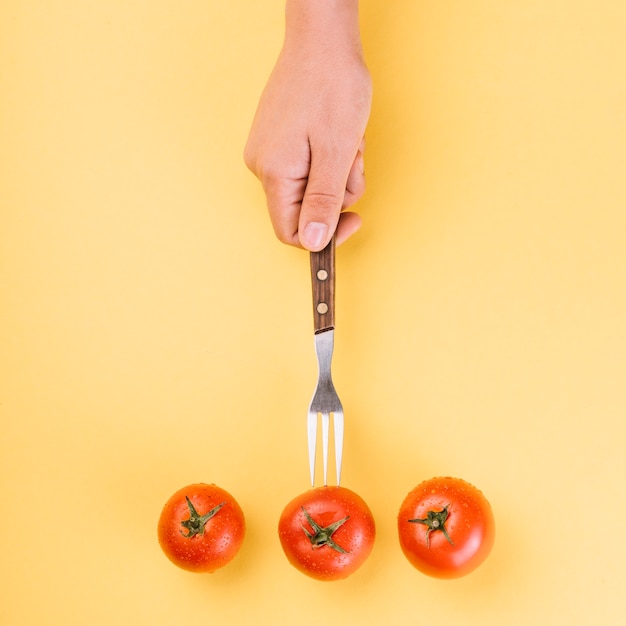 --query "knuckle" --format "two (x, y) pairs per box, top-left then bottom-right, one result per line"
(273, 224), (299, 247)
(347, 176), (366, 197)
(303, 189), (343, 213)
(260, 163), (284, 188)
(343, 190), (364, 209)
(242, 142), (257, 172)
